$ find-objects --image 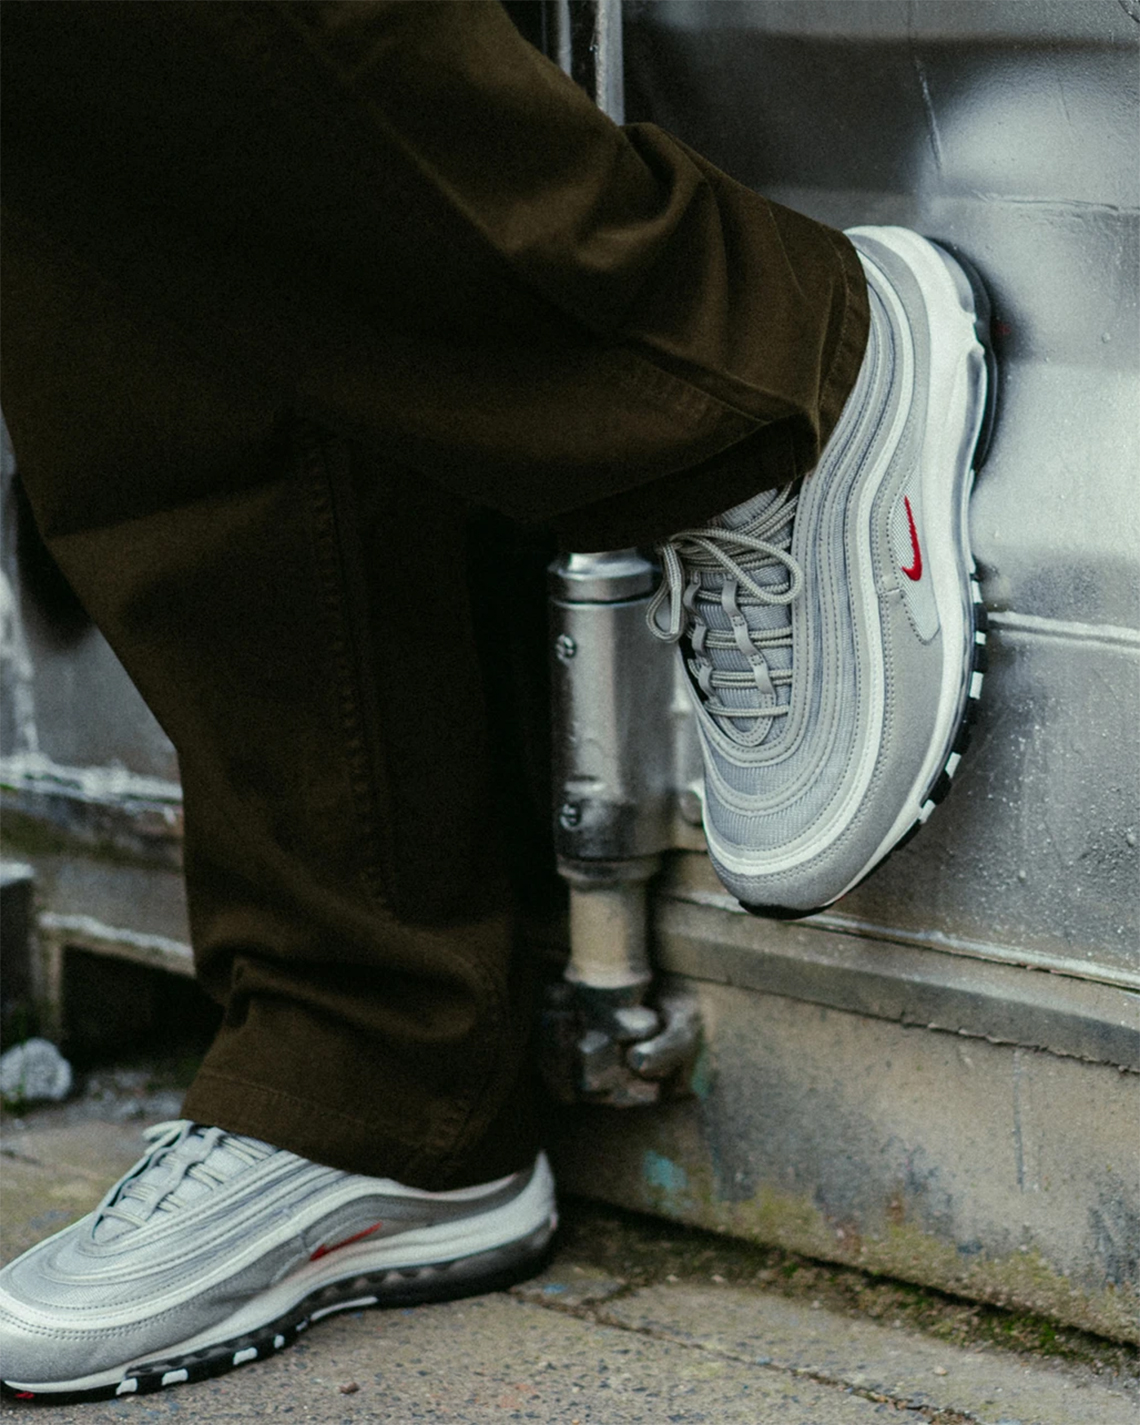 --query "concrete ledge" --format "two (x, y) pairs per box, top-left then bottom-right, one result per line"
(655, 887), (1140, 1069)
(553, 980), (1140, 1344)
